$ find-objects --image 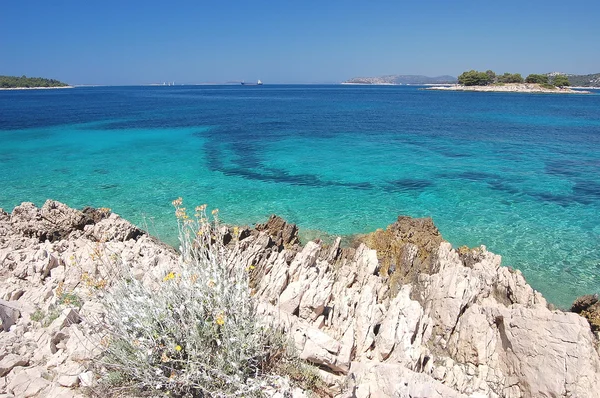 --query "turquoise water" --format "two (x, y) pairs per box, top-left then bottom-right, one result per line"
(1, 85), (599, 307)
